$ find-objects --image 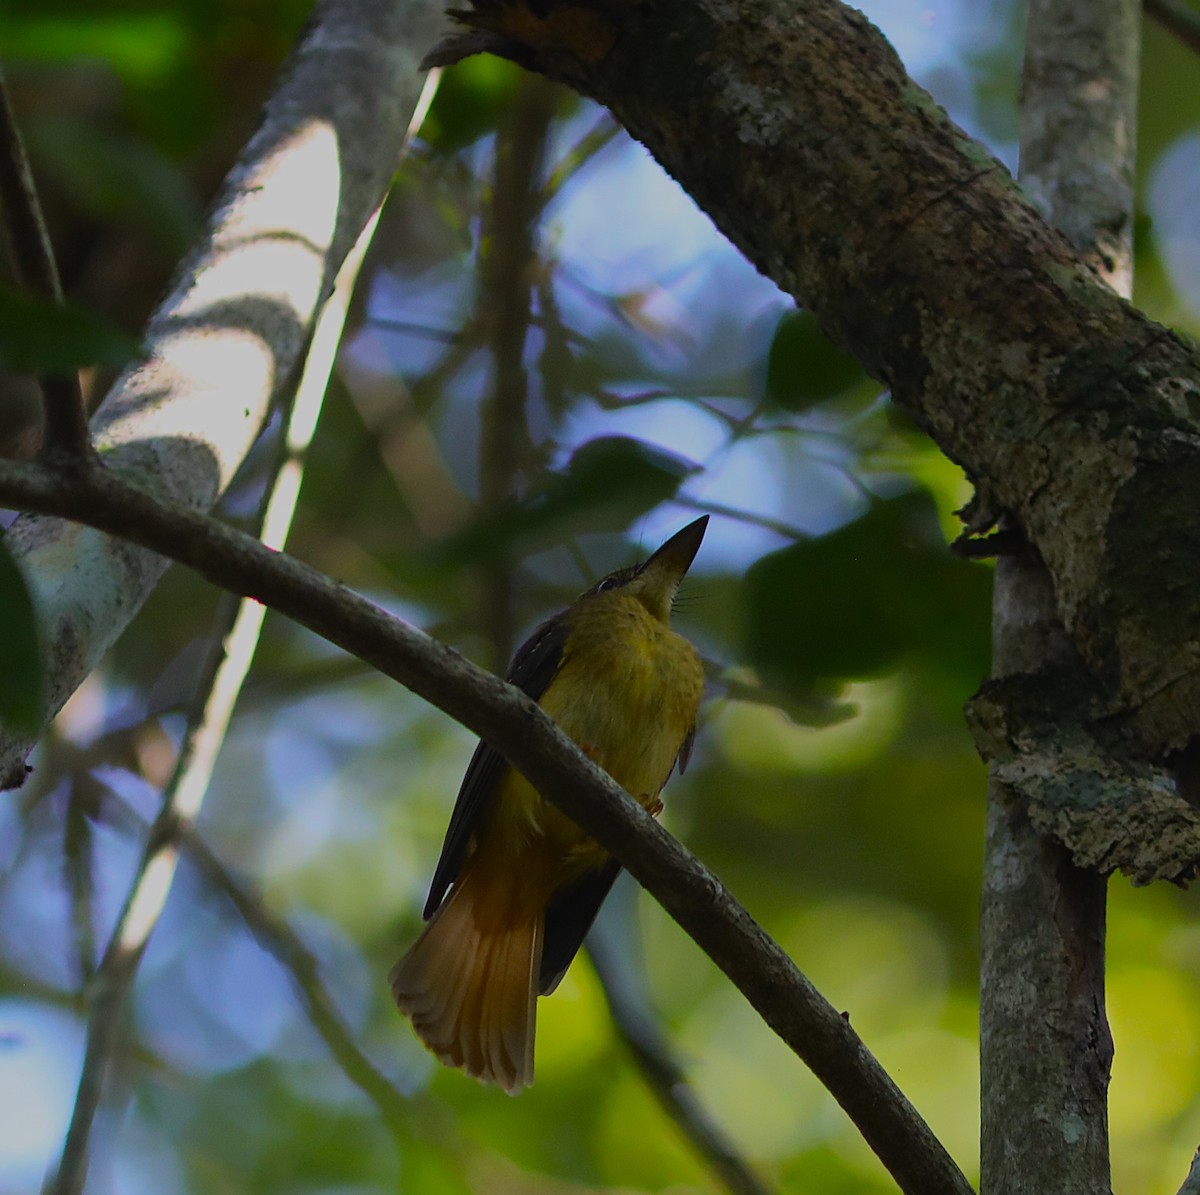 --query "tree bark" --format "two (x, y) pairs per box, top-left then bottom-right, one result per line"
(980, 3), (1138, 1190)
(0, 0), (446, 789)
(426, 0), (1200, 776)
